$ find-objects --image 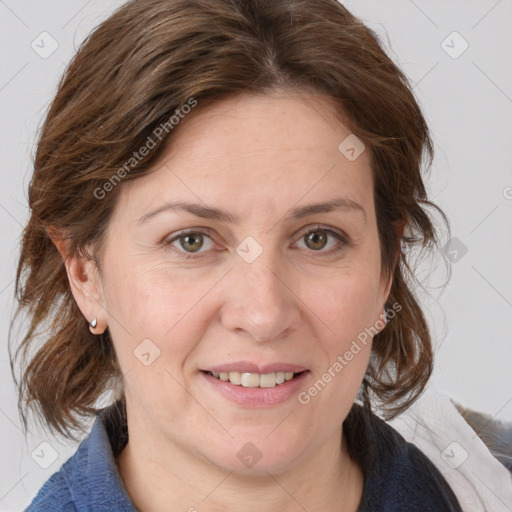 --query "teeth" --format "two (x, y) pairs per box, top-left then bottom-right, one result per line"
(242, 373), (260, 387)
(229, 371), (242, 385)
(208, 371), (298, 387)
(259, 373), (277, 388)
